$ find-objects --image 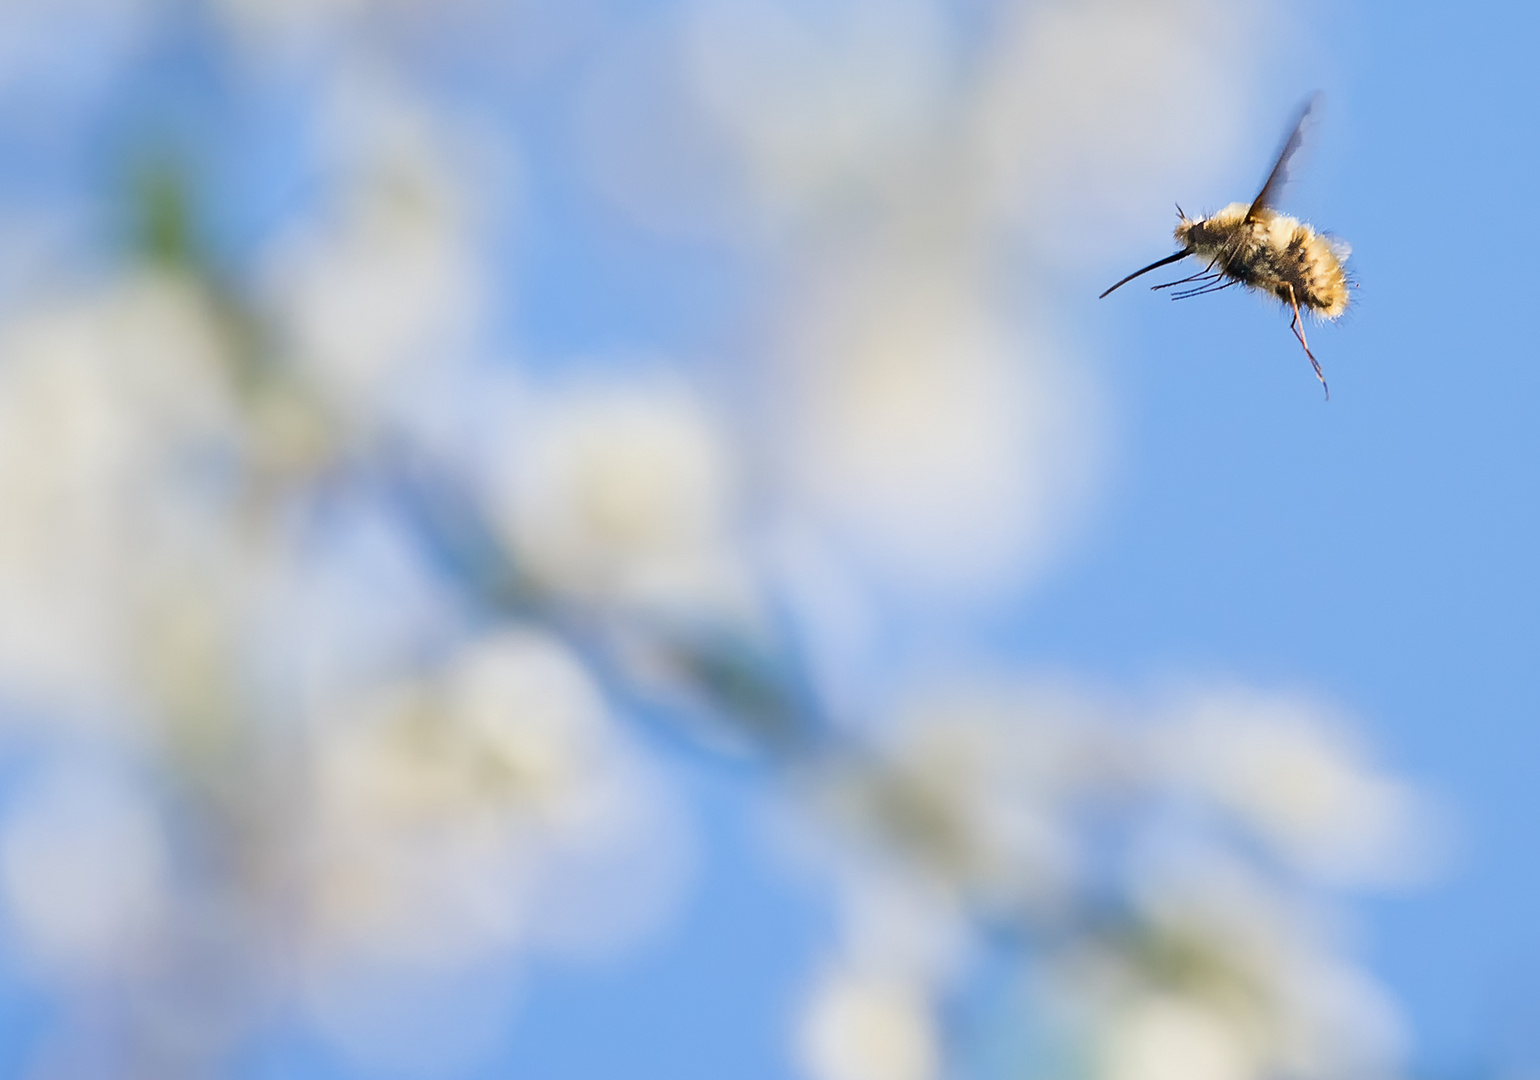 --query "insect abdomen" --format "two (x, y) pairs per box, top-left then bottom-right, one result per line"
(1249, 216), (1350, 318)
(1289, 226), (1350, 318)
